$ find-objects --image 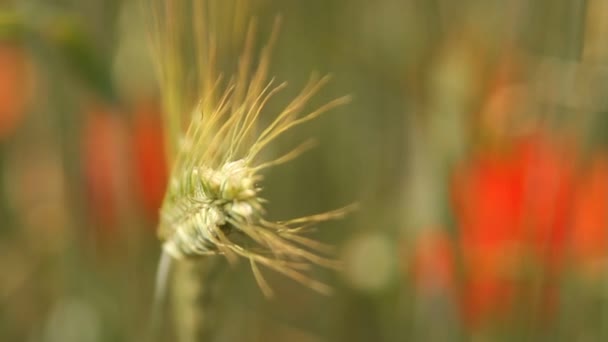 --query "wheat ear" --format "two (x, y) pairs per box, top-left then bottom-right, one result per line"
(147, 0), (353, 339)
